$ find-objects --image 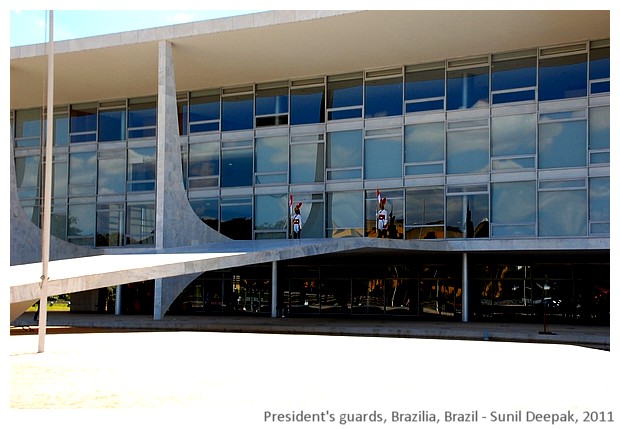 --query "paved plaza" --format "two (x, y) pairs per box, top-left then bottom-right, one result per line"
(8, 327), (617, 428)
